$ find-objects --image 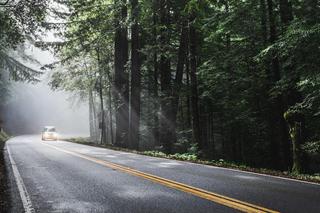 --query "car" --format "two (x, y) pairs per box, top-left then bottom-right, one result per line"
(42, 126), (58, 141)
